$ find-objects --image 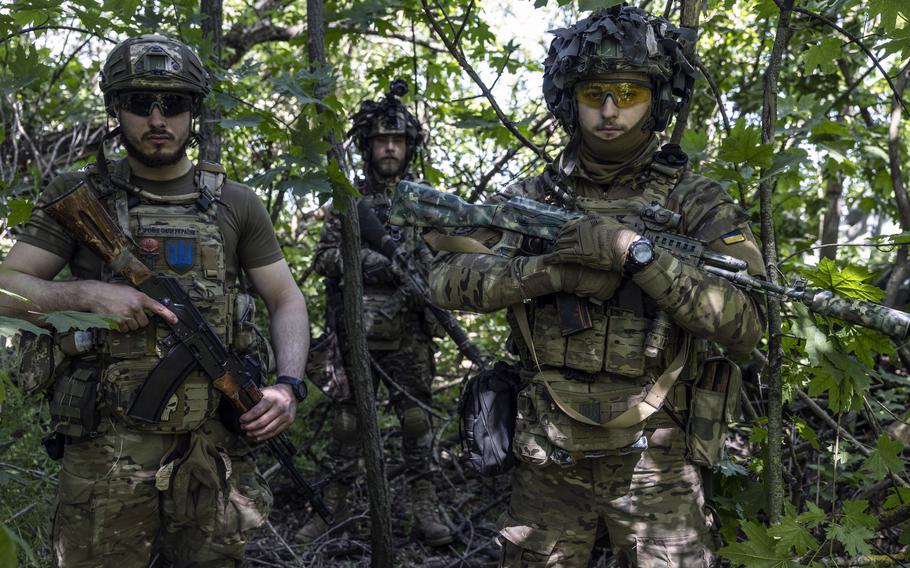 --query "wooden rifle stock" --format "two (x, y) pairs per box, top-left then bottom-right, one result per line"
(43, 181), (152, 287)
